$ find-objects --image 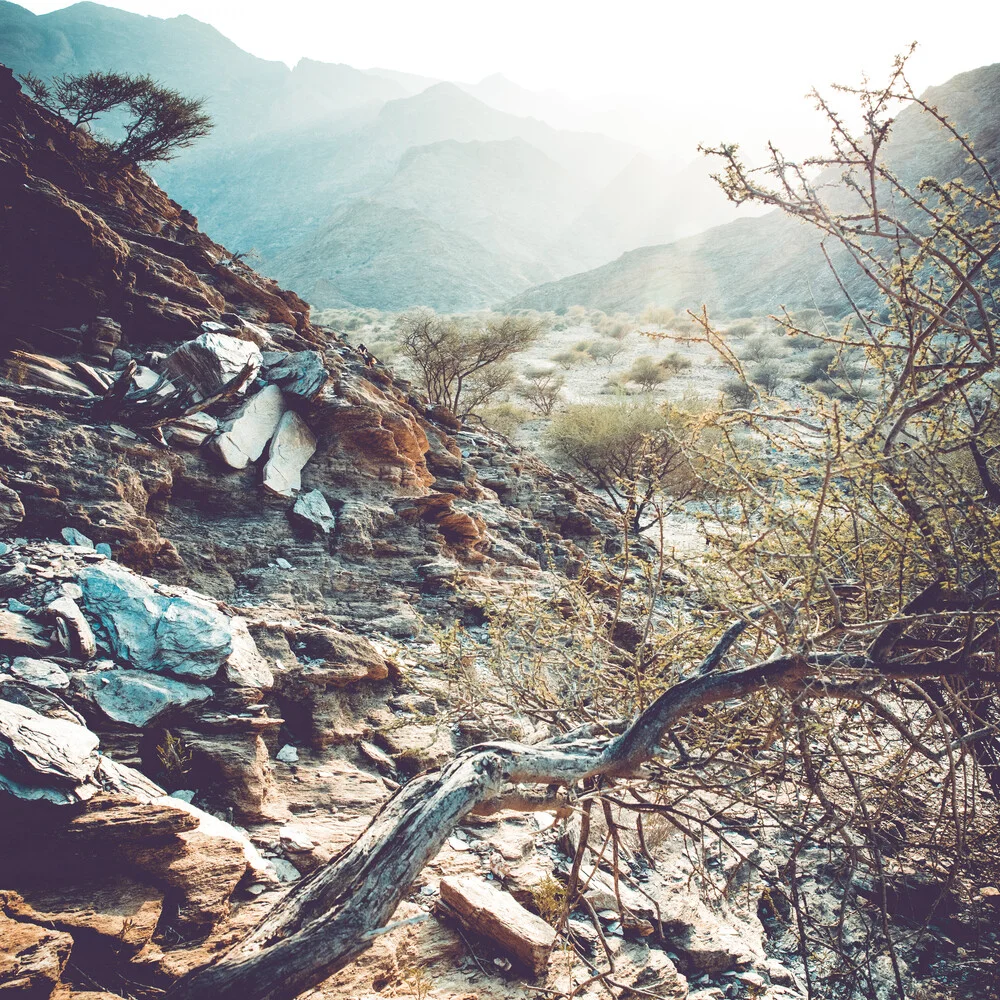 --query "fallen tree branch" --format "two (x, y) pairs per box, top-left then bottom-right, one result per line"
(166, 653), (960, 1000)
